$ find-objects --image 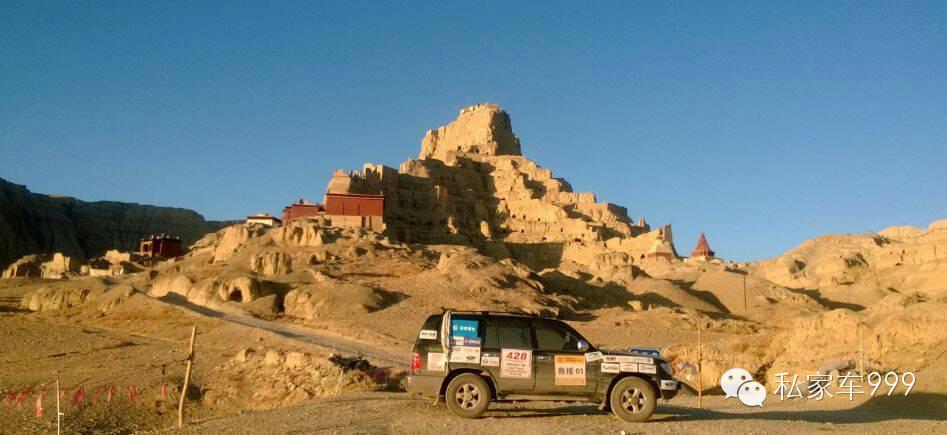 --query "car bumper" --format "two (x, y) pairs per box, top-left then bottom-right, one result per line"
(405, 374), (442, 396)
(659, 379), (680, 400)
